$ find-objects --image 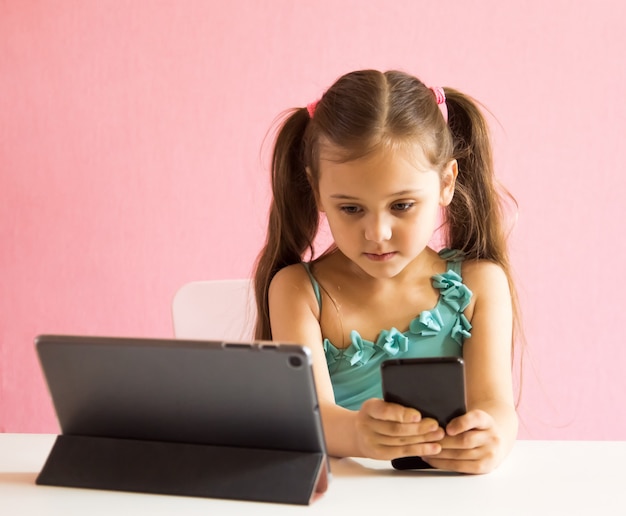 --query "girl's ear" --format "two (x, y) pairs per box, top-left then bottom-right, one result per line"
(306, 166), (325, 212)
(439, 159), (458, 207)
